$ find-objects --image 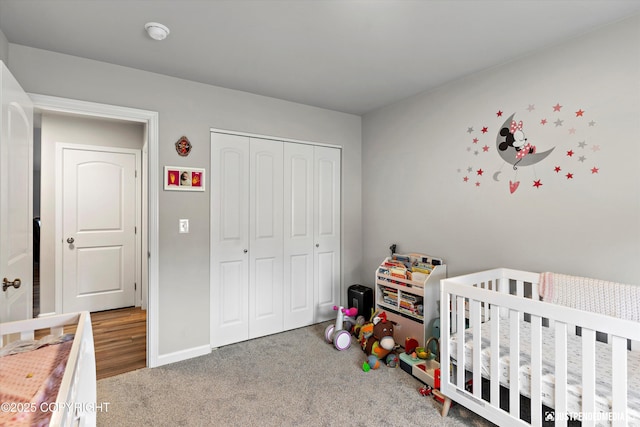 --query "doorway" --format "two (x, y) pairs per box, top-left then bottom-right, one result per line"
(30, 93), (160, 368)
